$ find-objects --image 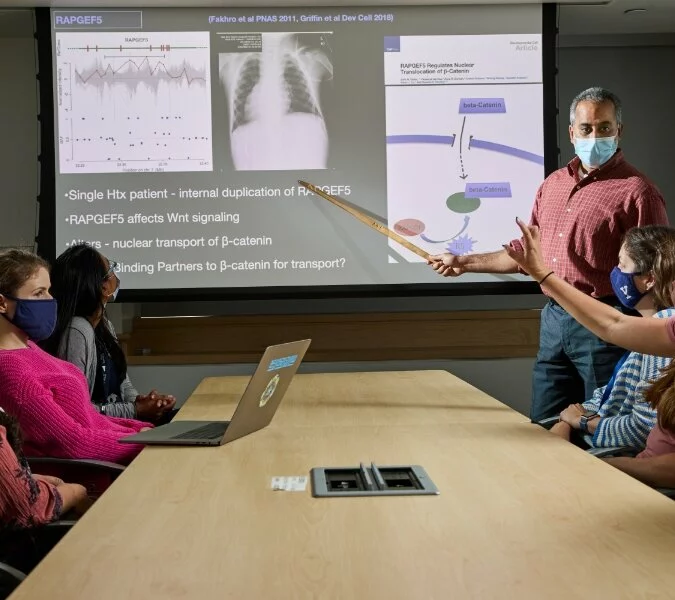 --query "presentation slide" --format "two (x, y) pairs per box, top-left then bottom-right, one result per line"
(49, 6), (546, 292)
